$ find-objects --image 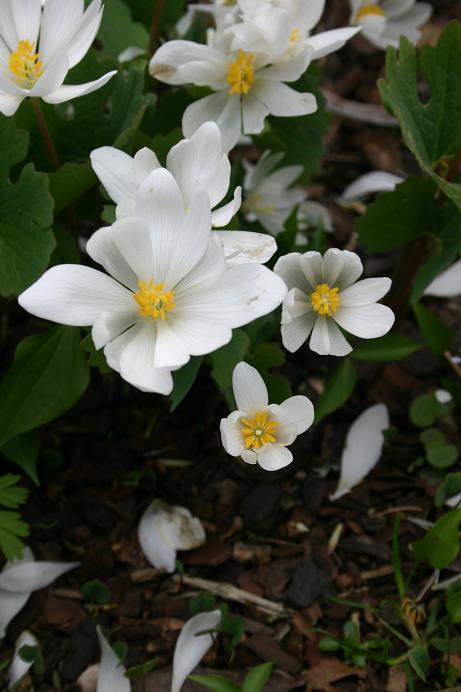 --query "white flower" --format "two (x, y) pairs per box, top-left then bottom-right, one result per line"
(96, 627), (130, 692)
(0, 547), (79, 639)
(340, 171), (404, 204)
(138, 500), (206, 573)
(171, 610), (222, 692)
(330, 403), (389, 500)
(274, 248), (395, 356)
(424, 260), (461, 298)
(220, 361), (314, 470)
(19, 168), (287, 394)
(91, 122), (241, 228)
(8, 630), (39, 690)
(0, 0), (116, 116)
(149, 30), (317, 152)
(350, 0), (432, 50)
(242, 151), (306, 235)
(297, 200), (333, 234)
